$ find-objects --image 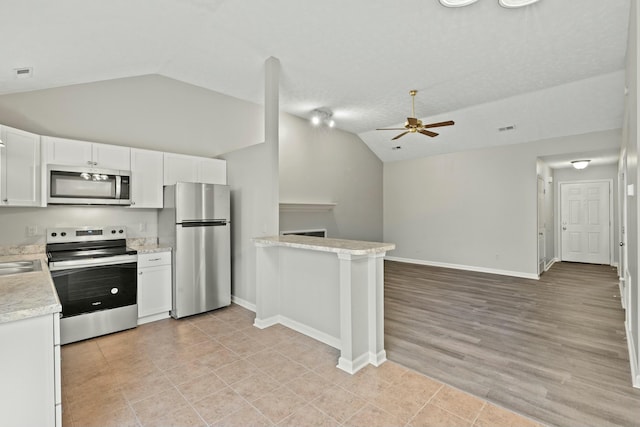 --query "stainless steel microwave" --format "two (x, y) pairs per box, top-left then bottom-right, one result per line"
(47, 165), (131, 205)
